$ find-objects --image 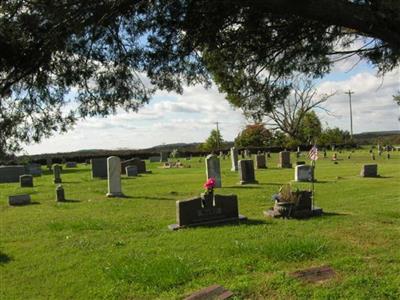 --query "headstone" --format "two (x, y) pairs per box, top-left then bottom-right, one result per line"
(205, 154), (221, 188)
(65, 161), (77, 168)
(149, 156), (161, 162)
(295, 165), (314, 182)
(0, 165), (26, 183)
(230, 147), (238, 171)
(56, 185), (65, 202)
(360, 164), (378, 177)
(169, 193), (246, 230)
(296, 161), (306, 166)
(323, 150), (327, 158)
(278, 151), (292, 168)
(184, 284), (233, 300)
(107, 156), (123, 197)
(20, 175), (33, 187)
(371, 153), (375, 160)
(244, 149), (250, 157)
(219, 151), (223, 158)
(9, 194), (31, 206)
(126, 165), (138, 177)
(91, 158), (108, 178)
(267, 152), (271, 158)
(27, 163), (42, 176)
(121, 158), (146, 174)
(46, 158), (52, 170)
(238, 160), (258, 184)
(160, 151), (169, 162)
(53, 164), (62, 184)
(255, 154), (266, 169)
(387, 153), (391, 159)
